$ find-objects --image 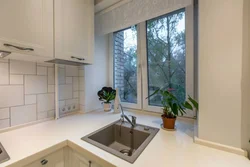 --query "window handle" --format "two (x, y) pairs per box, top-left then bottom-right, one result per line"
(71, 56), (85, 61)
(4, 43), (34, 51)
